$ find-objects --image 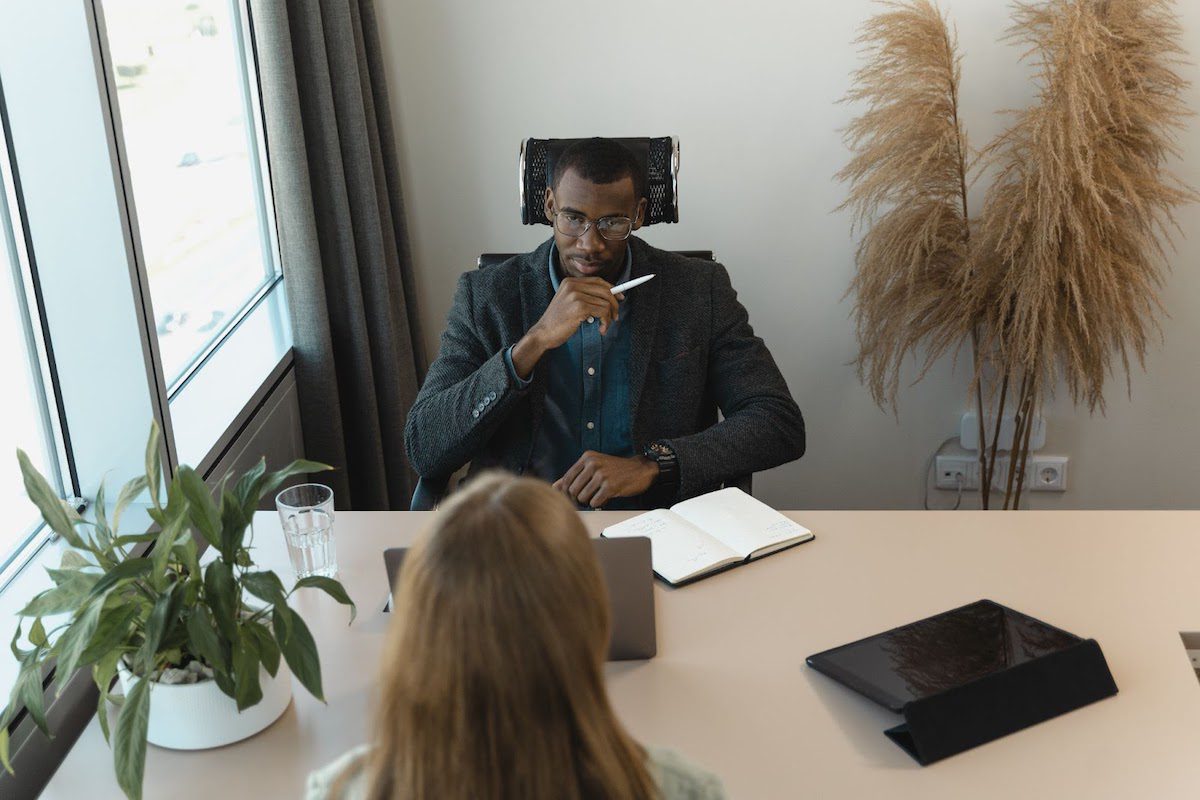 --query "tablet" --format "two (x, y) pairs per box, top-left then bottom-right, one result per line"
(806, 599), (1083, 712)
